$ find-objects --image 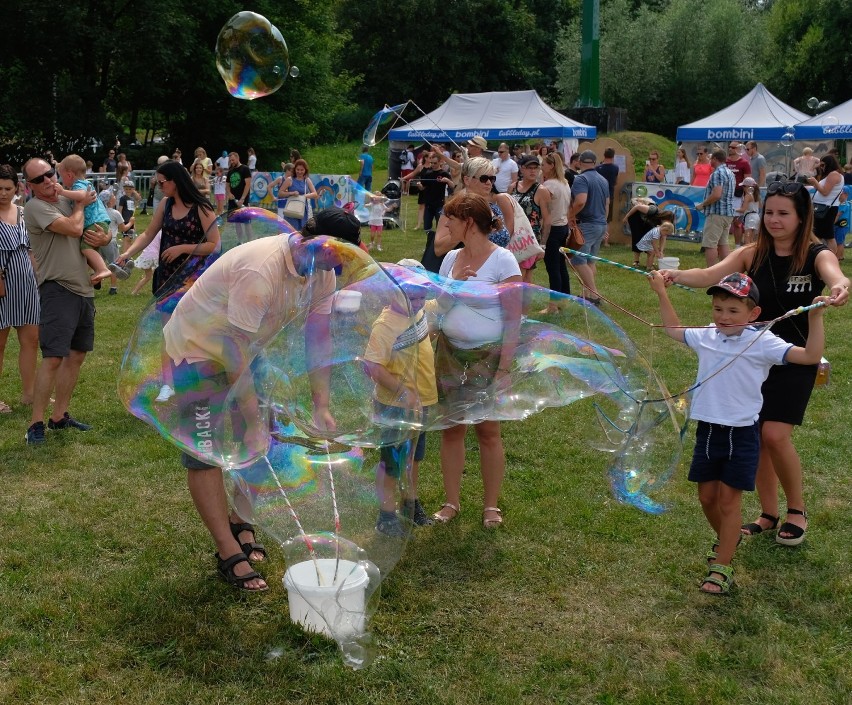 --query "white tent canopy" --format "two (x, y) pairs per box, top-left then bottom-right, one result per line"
(388, 90), (596, 144)
(795, 97), (852, 139)
(676, 83), (808, 142)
